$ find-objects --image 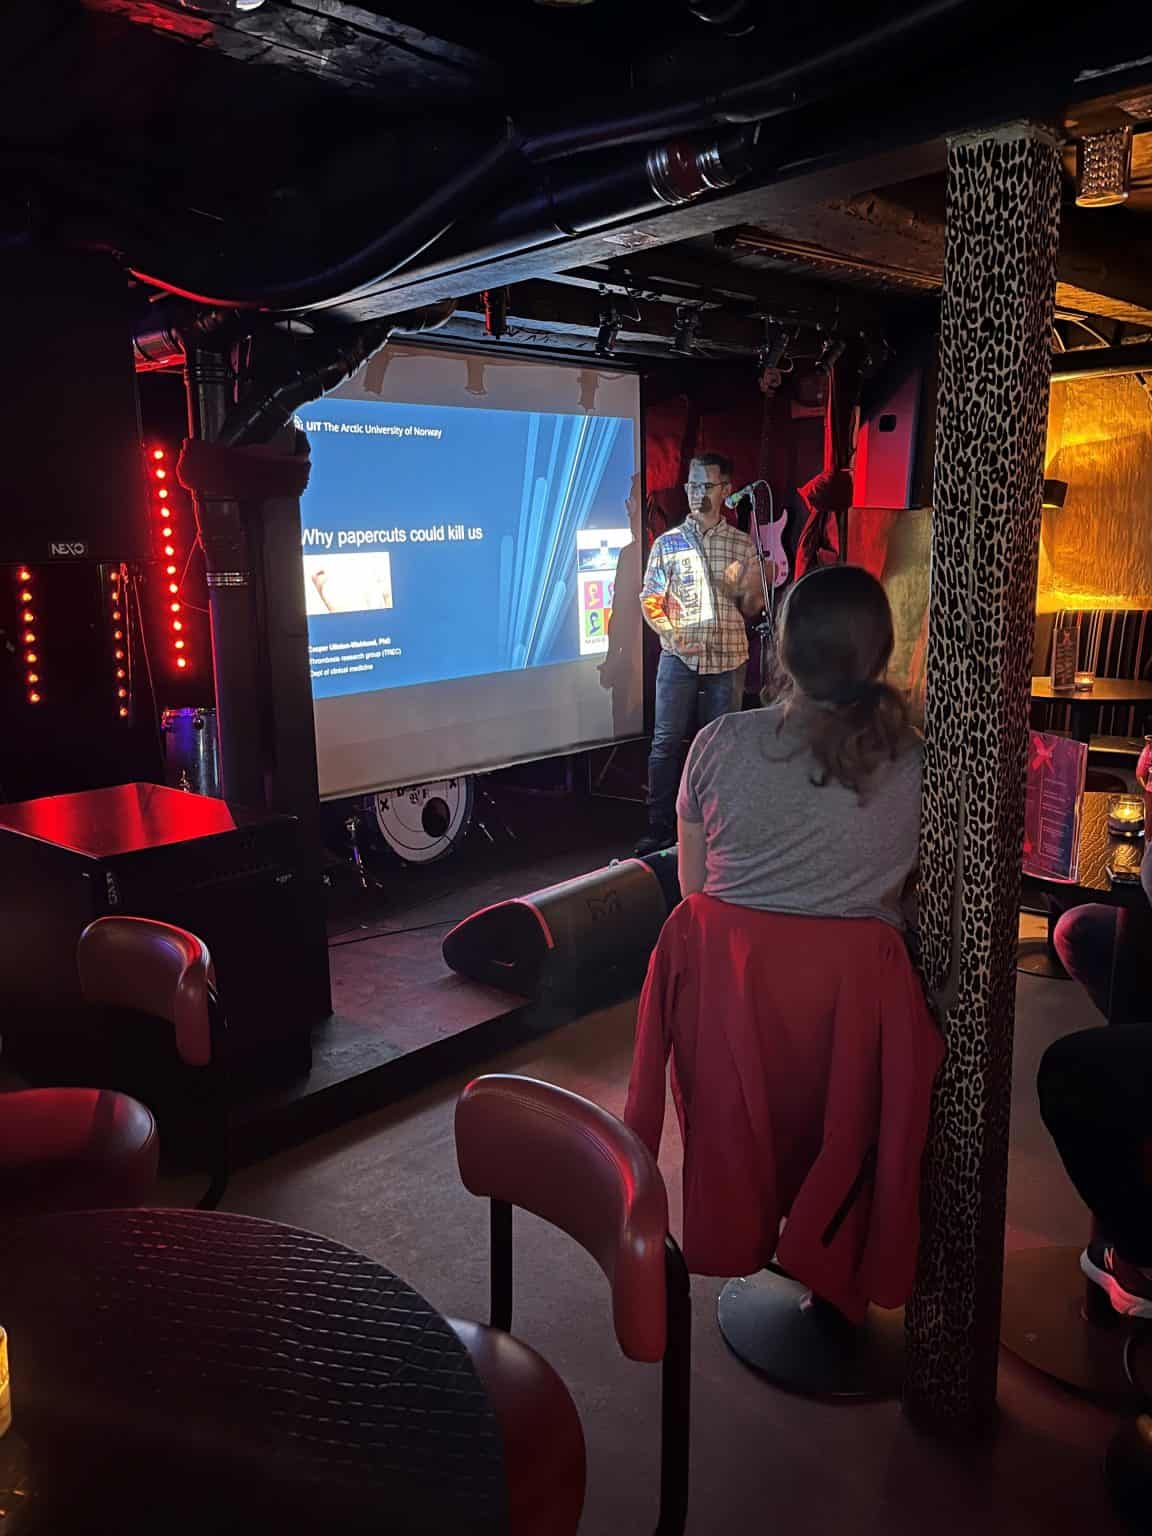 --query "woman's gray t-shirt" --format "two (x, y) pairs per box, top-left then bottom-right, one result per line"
(677, 704), (922, 927)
